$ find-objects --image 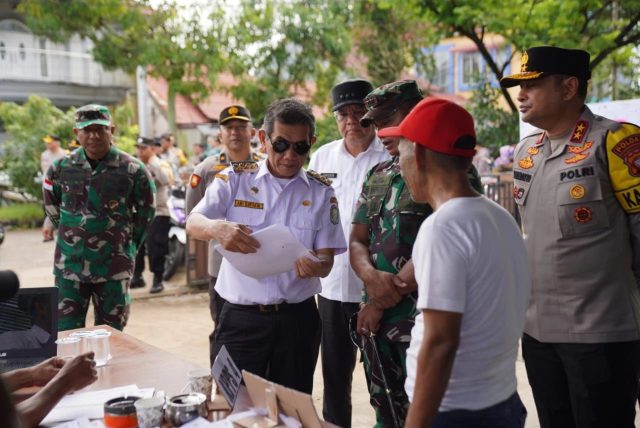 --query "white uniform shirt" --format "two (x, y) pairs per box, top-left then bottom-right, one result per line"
(309, 137), (390, 302)
(191, 160), (347, 305)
